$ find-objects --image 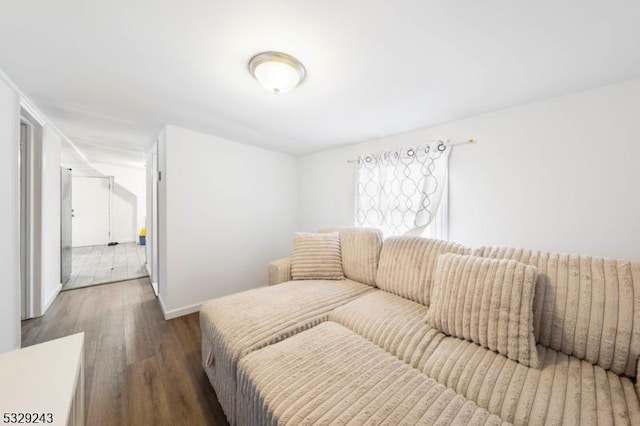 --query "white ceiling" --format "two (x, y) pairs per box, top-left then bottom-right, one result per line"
(1, 1), (639, 160)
